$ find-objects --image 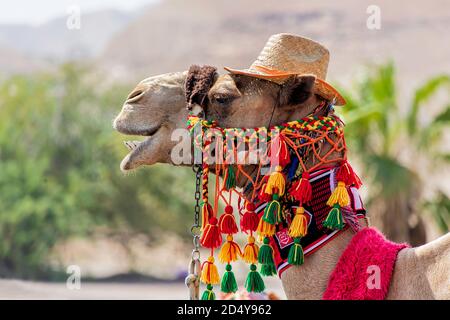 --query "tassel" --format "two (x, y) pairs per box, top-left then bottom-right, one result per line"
(288, 238), (304, 265)
(245, 264), (265, 293)
(264, 166), (285, 196)
(336, 161), (362, 189)
(258, 237), (276, 276)
(256, 218), (276, 237)
(224, 165), (236, 190)
(200, 217), (222, 249)
(201, 202), (213, 231)
(243, 235), (259, 264)
(201, 284), (216, 300)
(262, 194), (282, 225)
(218, 235), (242, 263)
(326, 181), (350, 207)
(220, 264), (238, 293)
(260, 263), (277, 276)
(201, 256), (220, 284)
(258, 183), (272, 202)
(268, 133), (291, 168)
(323, 204), (344, 230)
(288, 206), (308, 238)
(289, 172), (312, 204)
(218, 205), (238, 234)
(240, 203), (259, 232)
